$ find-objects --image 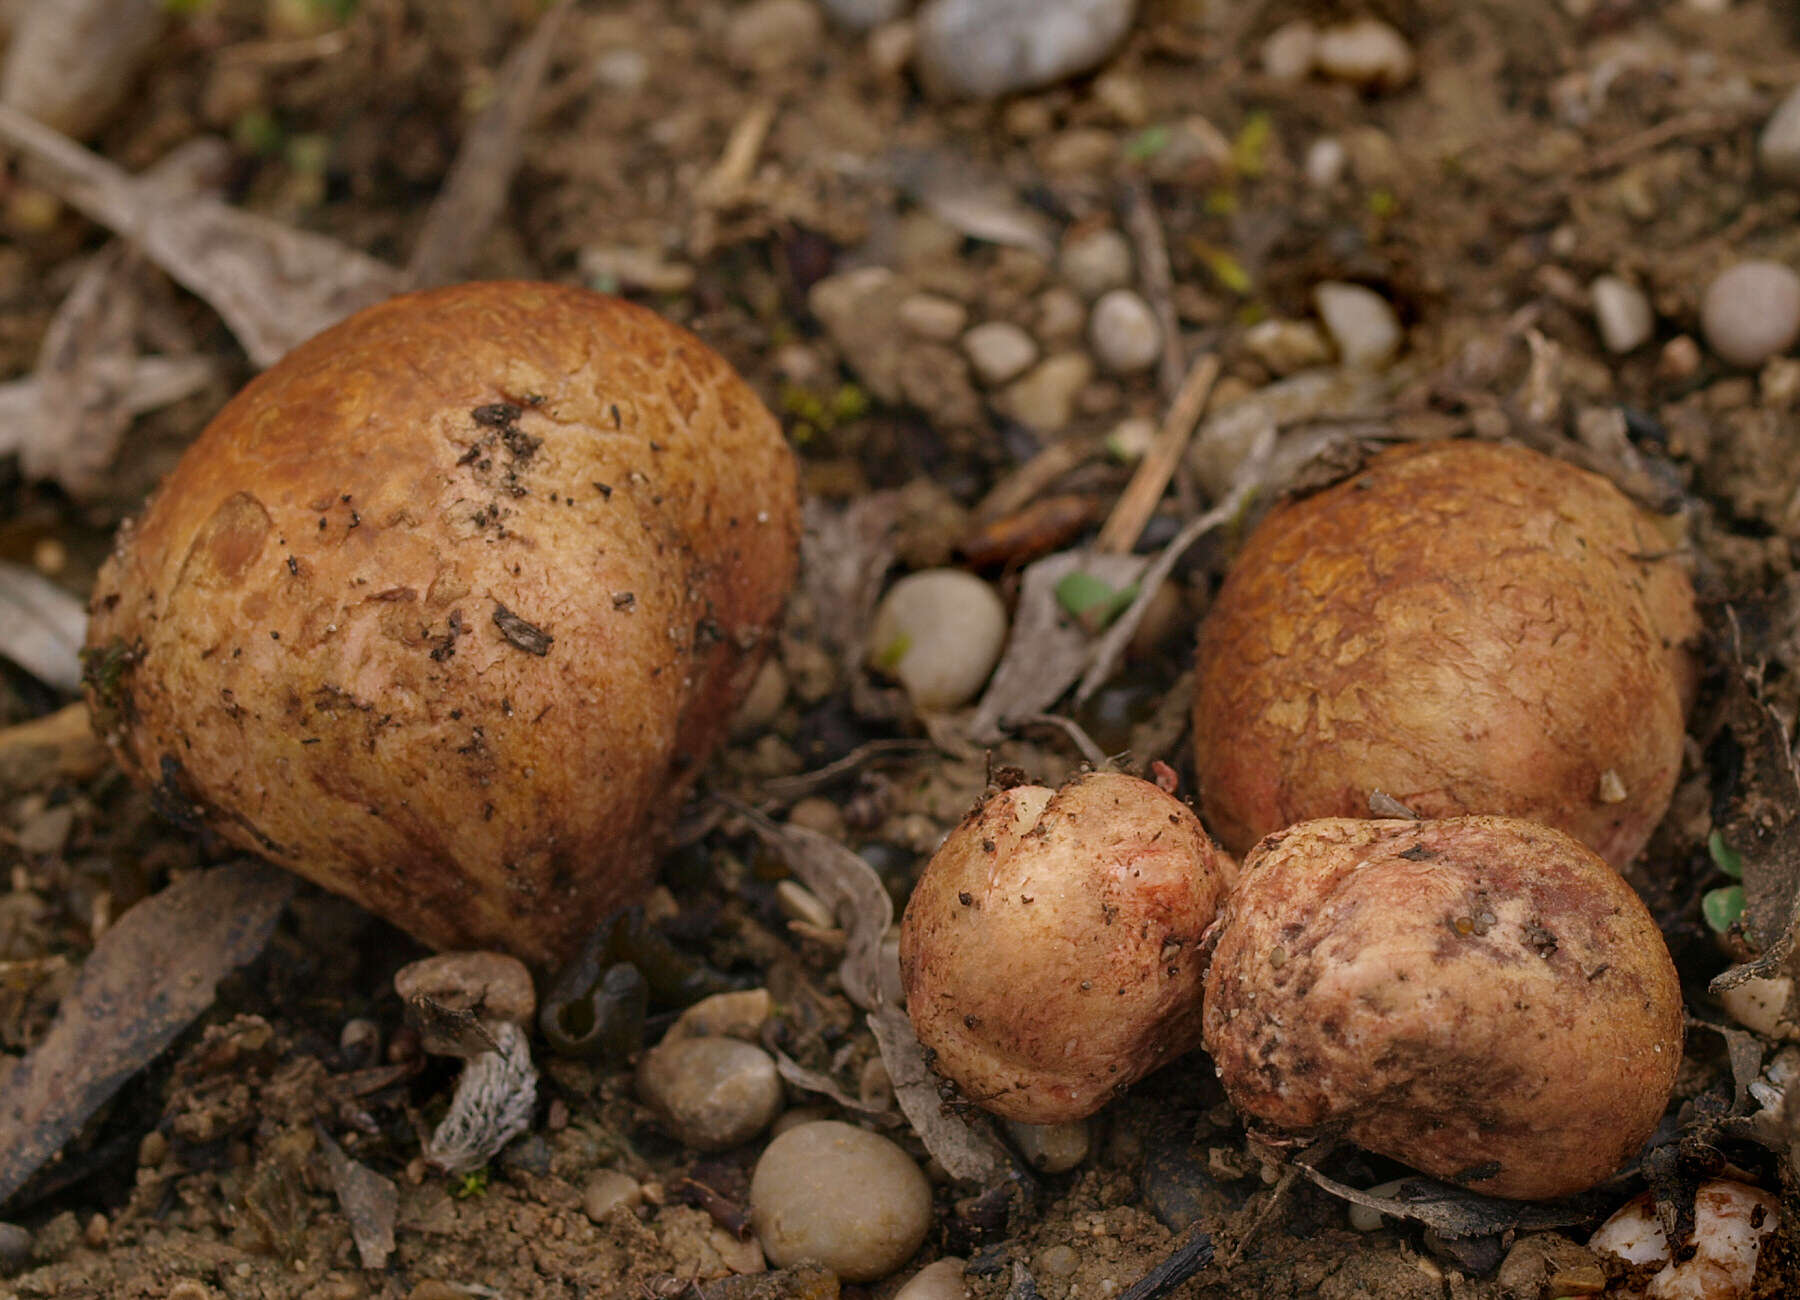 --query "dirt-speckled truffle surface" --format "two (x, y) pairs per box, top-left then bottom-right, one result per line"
(1193, 440), (1698, 868)
(1201, 815), (1683, 1200)
(85, 281), (800, 966)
